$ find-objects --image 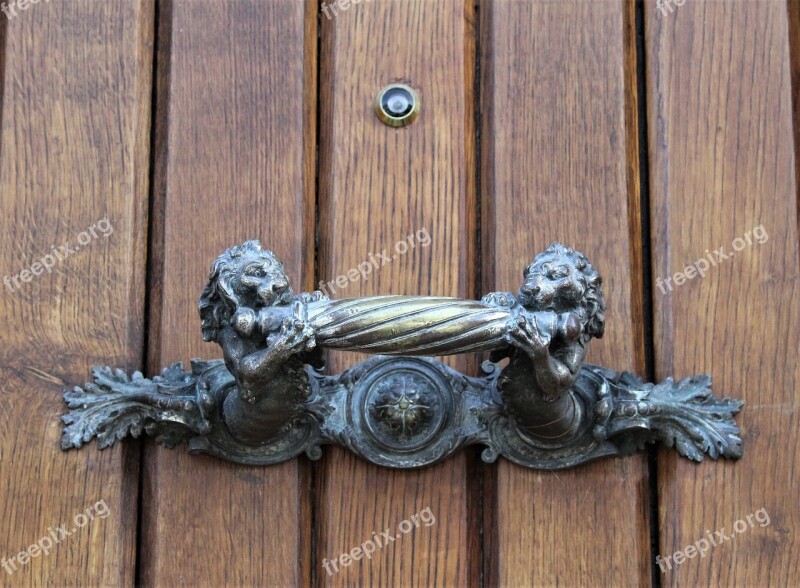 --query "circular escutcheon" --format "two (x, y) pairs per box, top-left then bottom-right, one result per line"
(363, 367), (445, 451)
(347, 358), (457, 467)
